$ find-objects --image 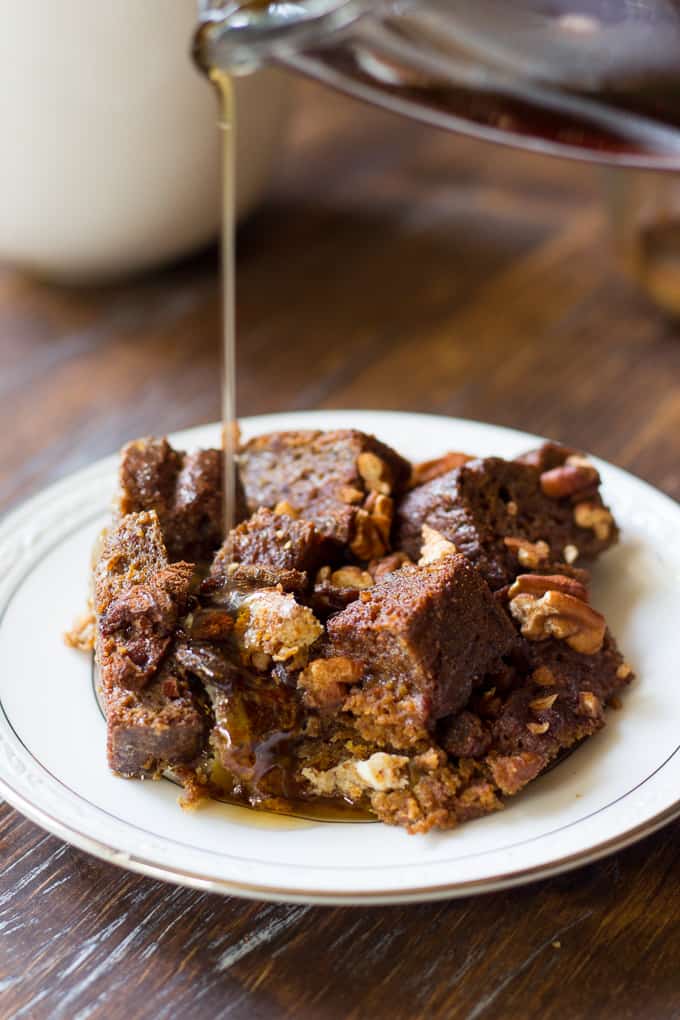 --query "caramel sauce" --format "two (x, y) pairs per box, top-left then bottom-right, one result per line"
(206, 761), (373, 824)
(94, 662), (373, 826)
